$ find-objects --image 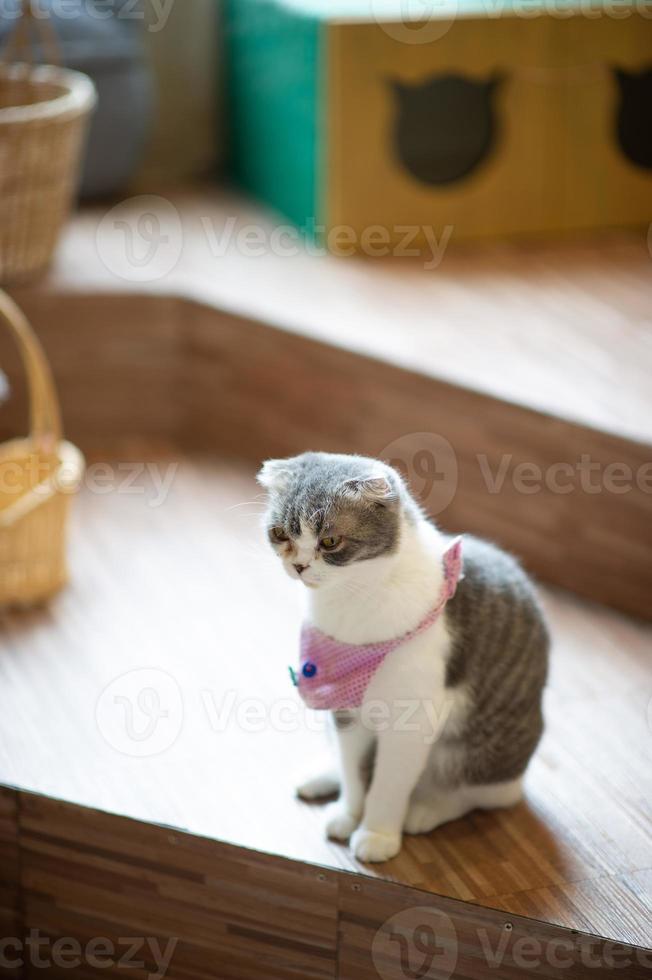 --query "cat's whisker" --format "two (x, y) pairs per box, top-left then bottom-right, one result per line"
(226, 498), (267, 512)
